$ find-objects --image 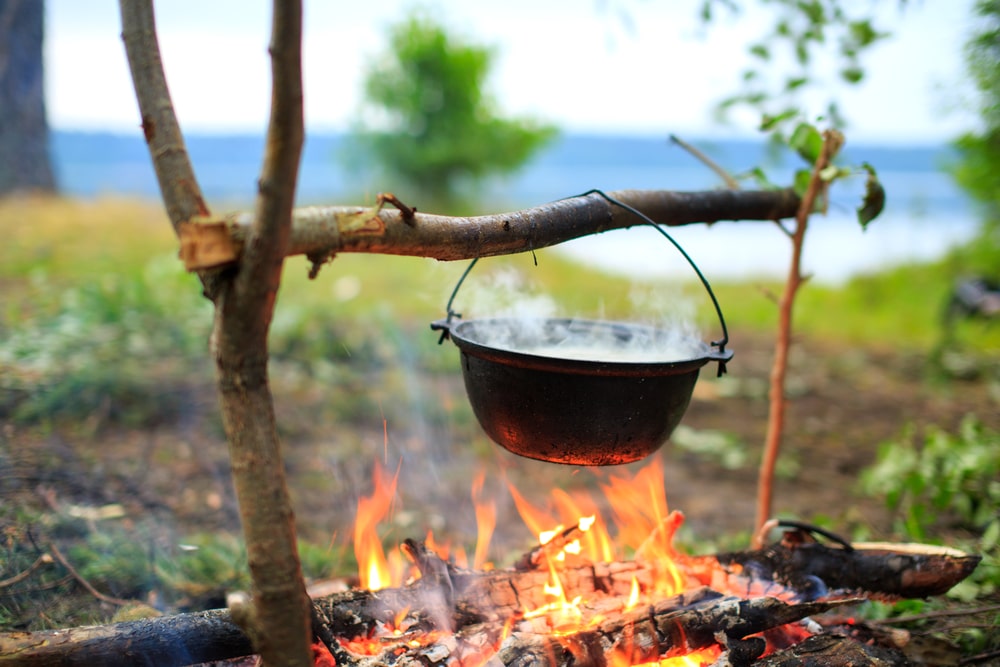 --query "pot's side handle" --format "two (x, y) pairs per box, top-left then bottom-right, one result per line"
(708, 348), (734, 377)
(430, 319), (454, 345)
